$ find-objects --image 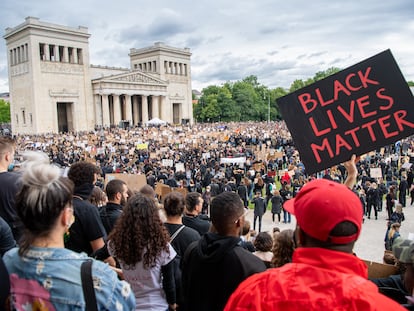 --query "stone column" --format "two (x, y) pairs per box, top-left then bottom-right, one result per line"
(73, 48), (78, 64)
(125, 95), (133, 124)
(132, 96), (139, 125)
(63, 47), (69, 63)
(11, 49), (15, 65)
(25, 44), (29, 62)
(113, 95), (121, 126)
(160, 96), (169, 123)
(54, 45), (60, 62)
(19, 46), (24, 62)
(101, 95), (110, 126)
(95, 95), (102, 126)
(152, 96), (160, 119)
(44, 44), (50, 61)
(142, 95), (149, 123)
